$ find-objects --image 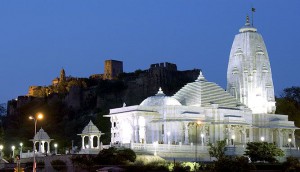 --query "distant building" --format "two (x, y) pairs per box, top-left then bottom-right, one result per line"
(52, 68), (66, 86)
(104, 60), (123, 80)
